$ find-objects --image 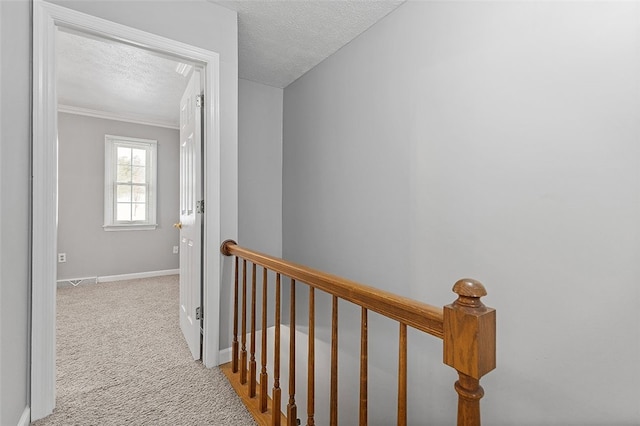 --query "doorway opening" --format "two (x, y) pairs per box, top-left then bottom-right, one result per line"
(55, 26), (203, 358)
(32, 2), (223, 421)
